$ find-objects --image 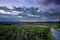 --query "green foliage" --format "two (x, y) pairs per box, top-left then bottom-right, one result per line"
(0, 24), (53, 40)
(53, 24), (60, 30)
